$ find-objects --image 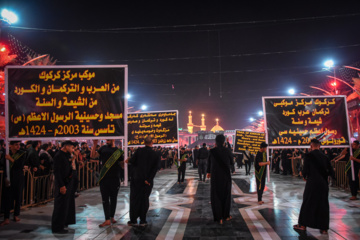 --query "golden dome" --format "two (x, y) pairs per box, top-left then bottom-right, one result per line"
(211, 125), (224, 132)
(211, 118), (224, 132)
